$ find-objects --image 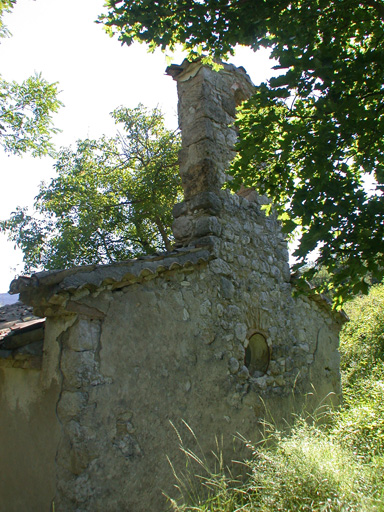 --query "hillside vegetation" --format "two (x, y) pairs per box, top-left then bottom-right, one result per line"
(171, 284), (384, 511)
